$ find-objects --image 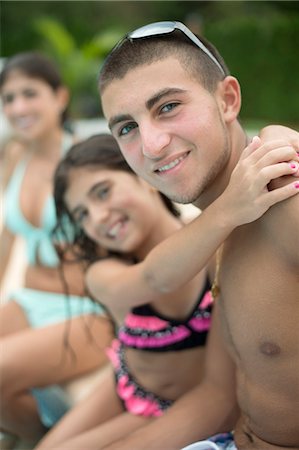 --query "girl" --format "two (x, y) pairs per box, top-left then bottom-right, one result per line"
(36, 133), (299, 449)
(0, 53), (113, 446)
